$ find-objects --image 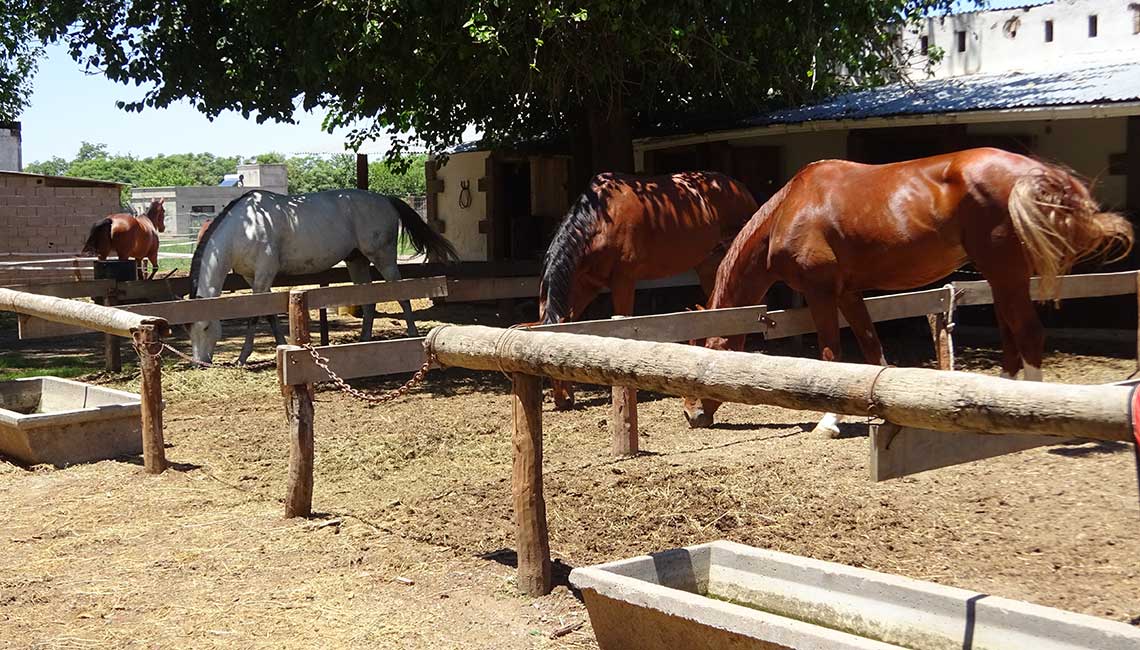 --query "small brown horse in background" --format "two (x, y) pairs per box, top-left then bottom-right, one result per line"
(539, 171), (758, 409)
(196, 218), (213, 245)
(682, 148), (1133, 432)
(82, 198), (166, 279)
